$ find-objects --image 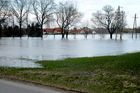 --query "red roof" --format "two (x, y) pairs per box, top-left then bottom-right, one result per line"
(70, 28), (82, 34)
(43, 27), (62, 33)
(44, 28), (54, 33)
(53, 28), (62, 33)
